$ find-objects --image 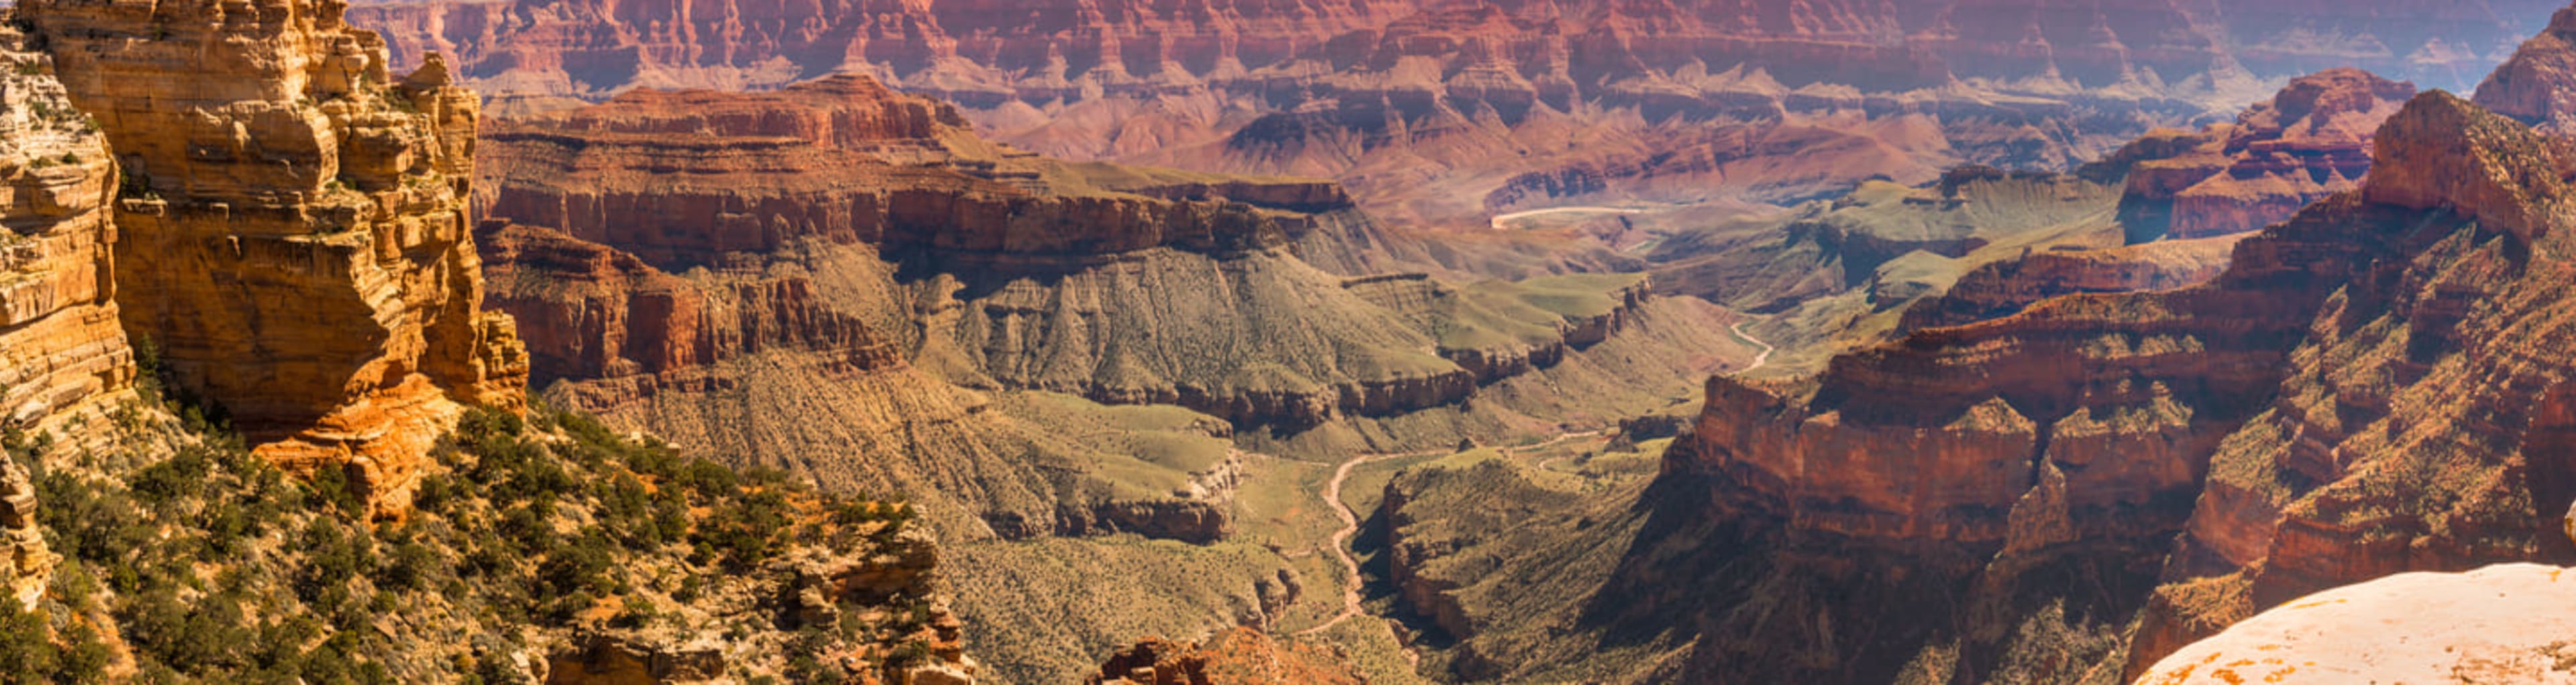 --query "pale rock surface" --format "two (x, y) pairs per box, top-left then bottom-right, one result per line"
(2133, 563), (2576, 685)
